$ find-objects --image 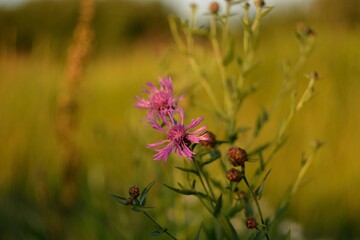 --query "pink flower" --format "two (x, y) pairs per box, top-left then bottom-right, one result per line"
(136, 76), (182, 121)
(147, 111), (209, 162)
